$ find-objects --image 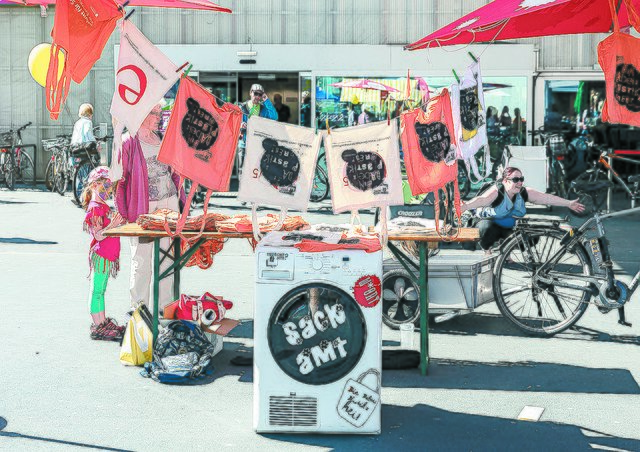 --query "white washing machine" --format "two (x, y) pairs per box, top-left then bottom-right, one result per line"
(254, 231), (383, 434)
